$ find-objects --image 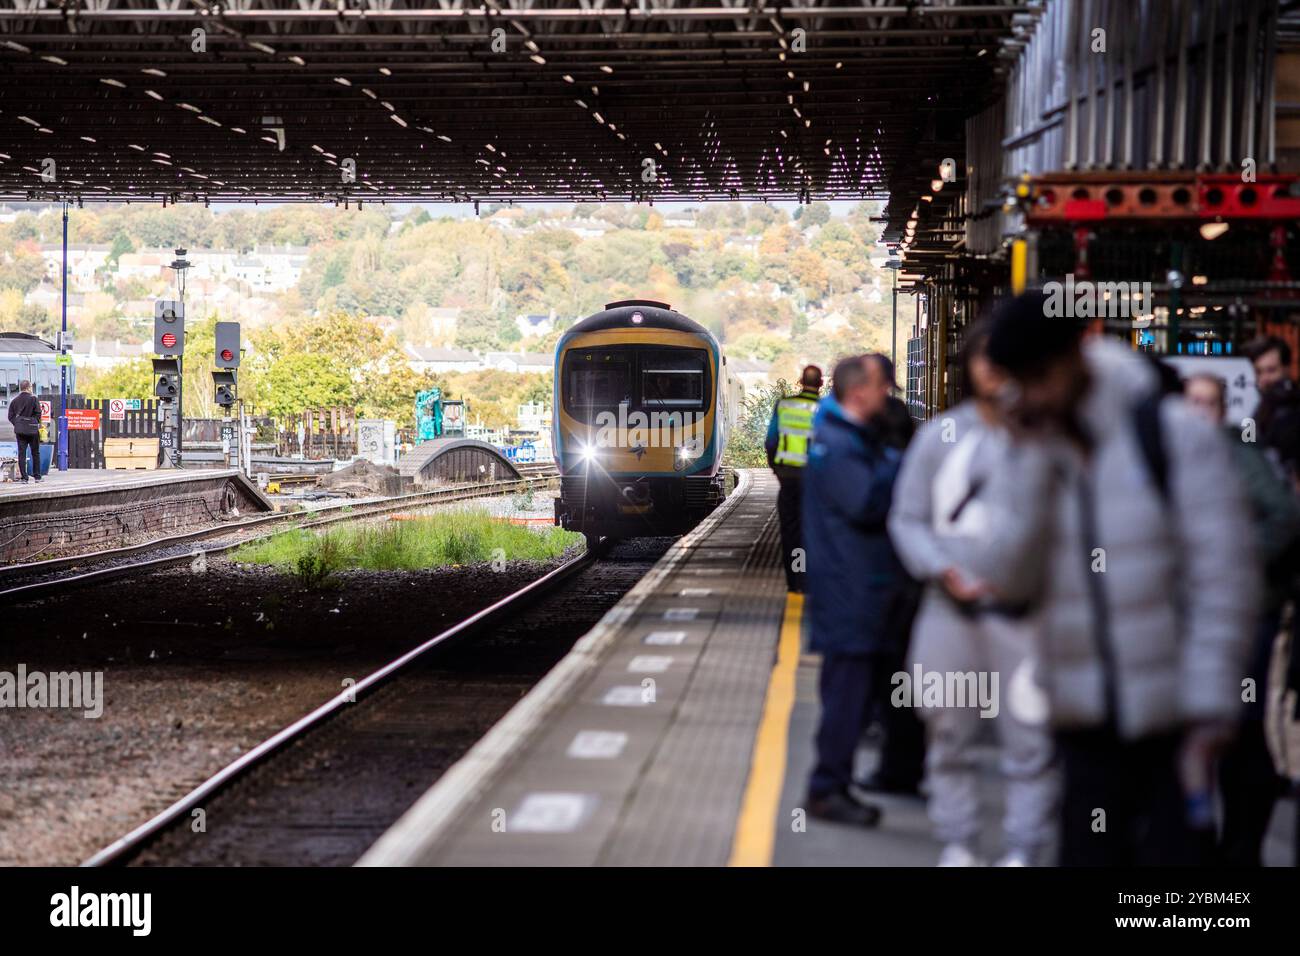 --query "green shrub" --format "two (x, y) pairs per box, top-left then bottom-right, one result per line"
(232, 508), (581, 576)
